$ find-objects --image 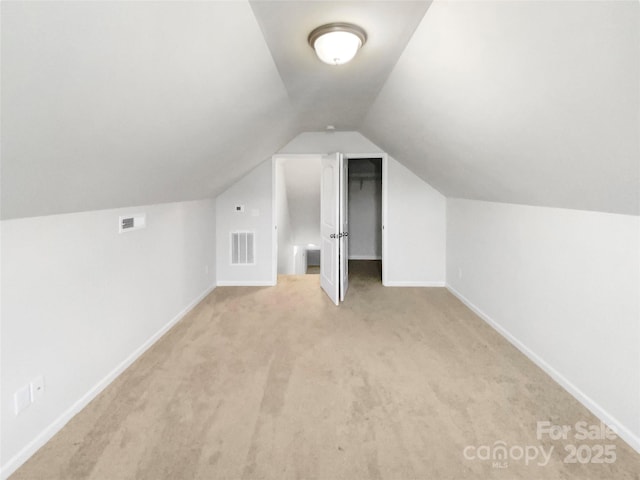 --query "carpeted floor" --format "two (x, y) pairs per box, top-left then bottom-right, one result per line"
(11, 261), (640, 479)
